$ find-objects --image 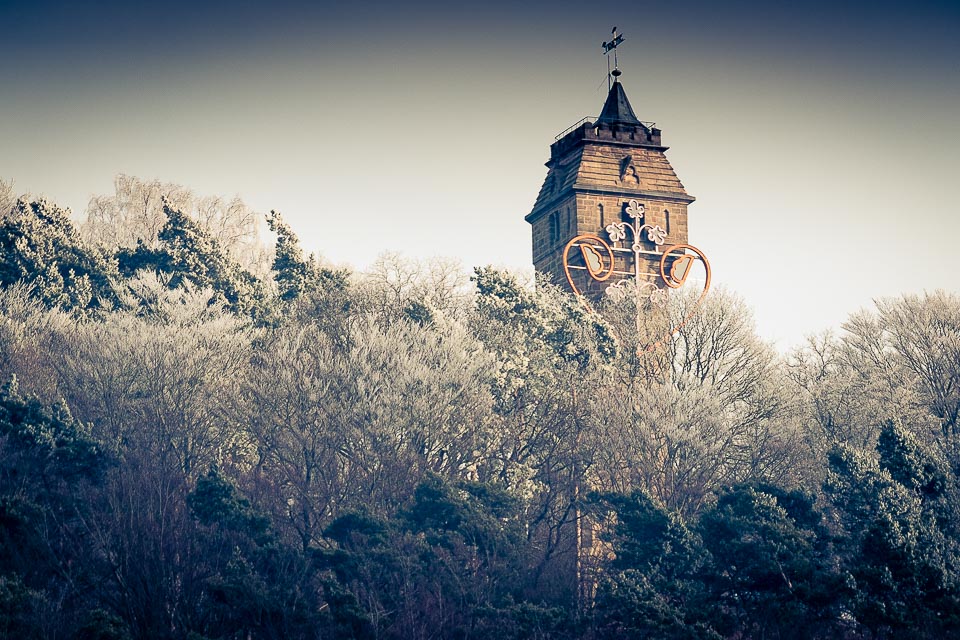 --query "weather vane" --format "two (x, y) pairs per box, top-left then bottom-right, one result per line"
(602, 27), (625, 90)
